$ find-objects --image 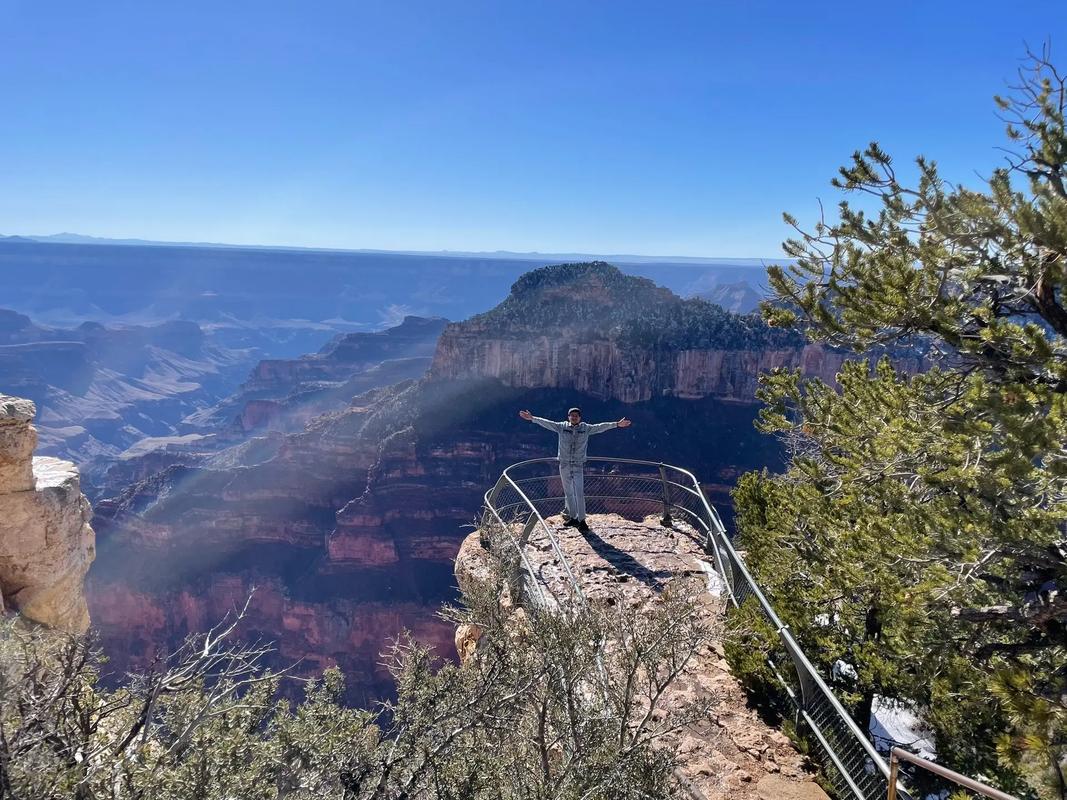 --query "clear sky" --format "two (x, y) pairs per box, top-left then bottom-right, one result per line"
(1, 1), (1065, 257)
